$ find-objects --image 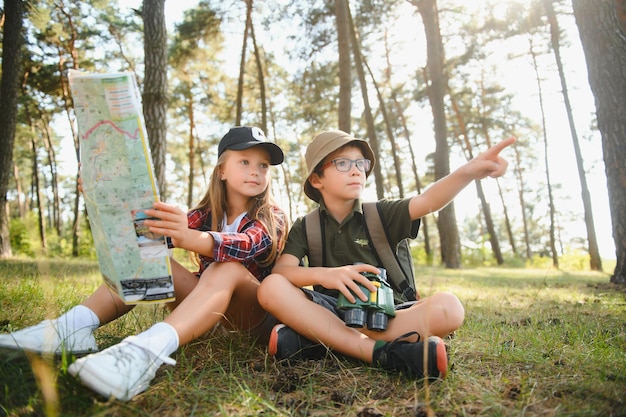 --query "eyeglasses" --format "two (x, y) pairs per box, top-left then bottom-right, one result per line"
(320, 158), (371, 173)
